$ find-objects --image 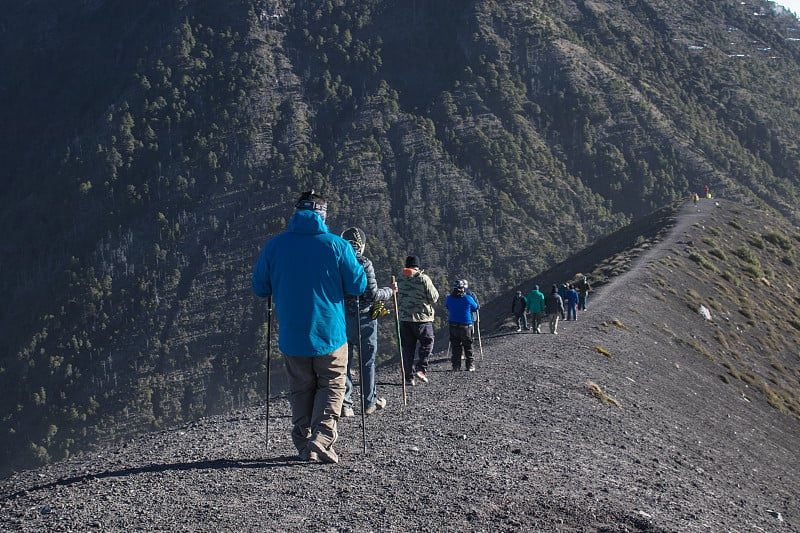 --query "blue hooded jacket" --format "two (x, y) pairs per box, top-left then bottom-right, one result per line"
(446, 294), (479, 325)
(252, 210), (367, 357)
